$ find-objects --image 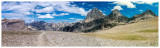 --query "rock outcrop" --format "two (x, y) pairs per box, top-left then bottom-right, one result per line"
(130, 9), (157, 23)
(2, 18), (25, 31)
(84, 8), (104, 22)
